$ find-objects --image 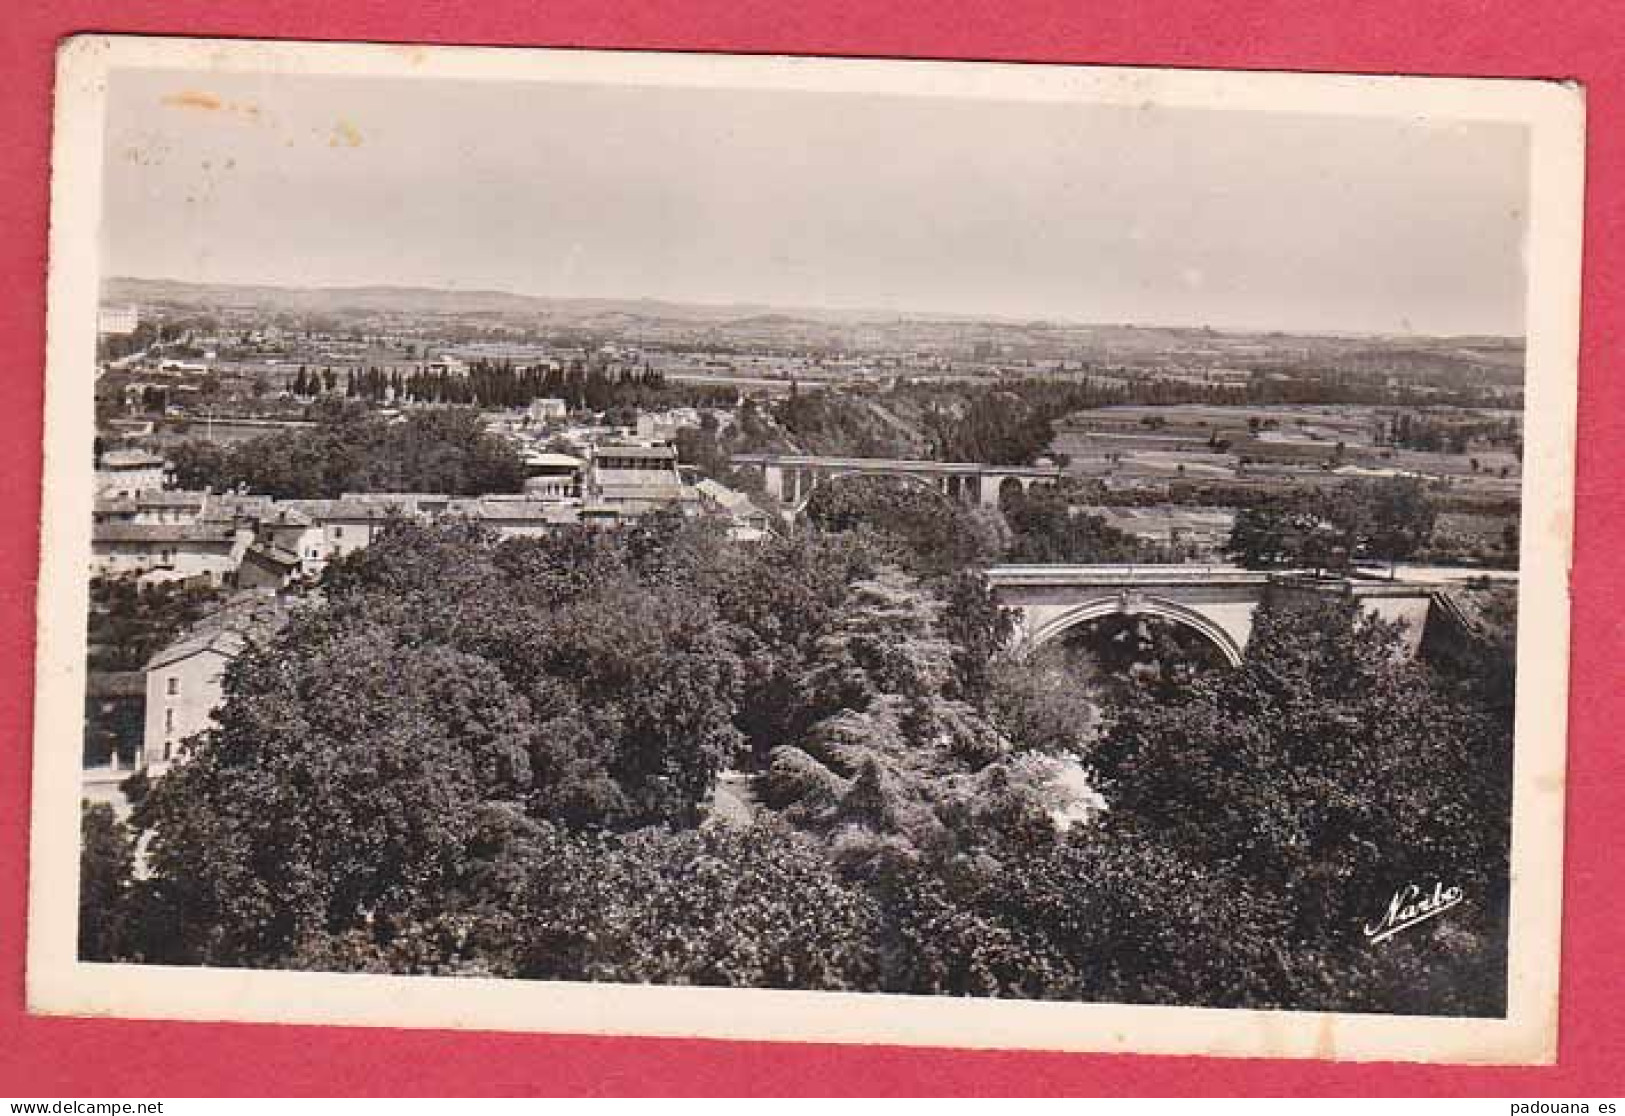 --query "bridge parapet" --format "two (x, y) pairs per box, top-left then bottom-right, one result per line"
(988, 564), (1272, 589)
(729, 453), (1064, 512)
